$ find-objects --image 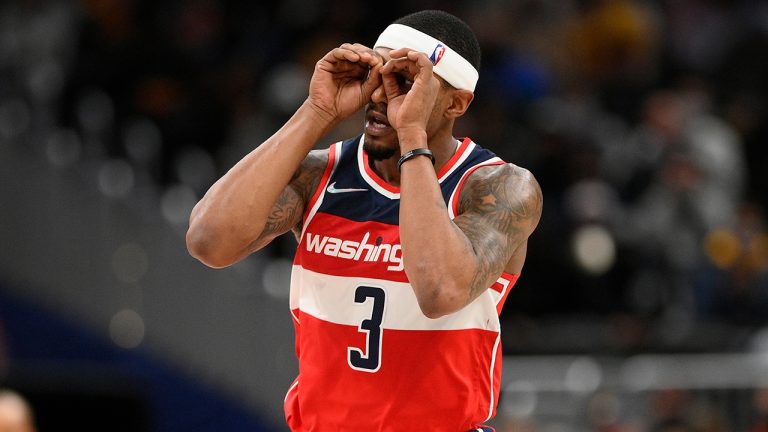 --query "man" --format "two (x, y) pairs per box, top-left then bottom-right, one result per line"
(187, 10), (542, 431)
(0, 390), (35, 432)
